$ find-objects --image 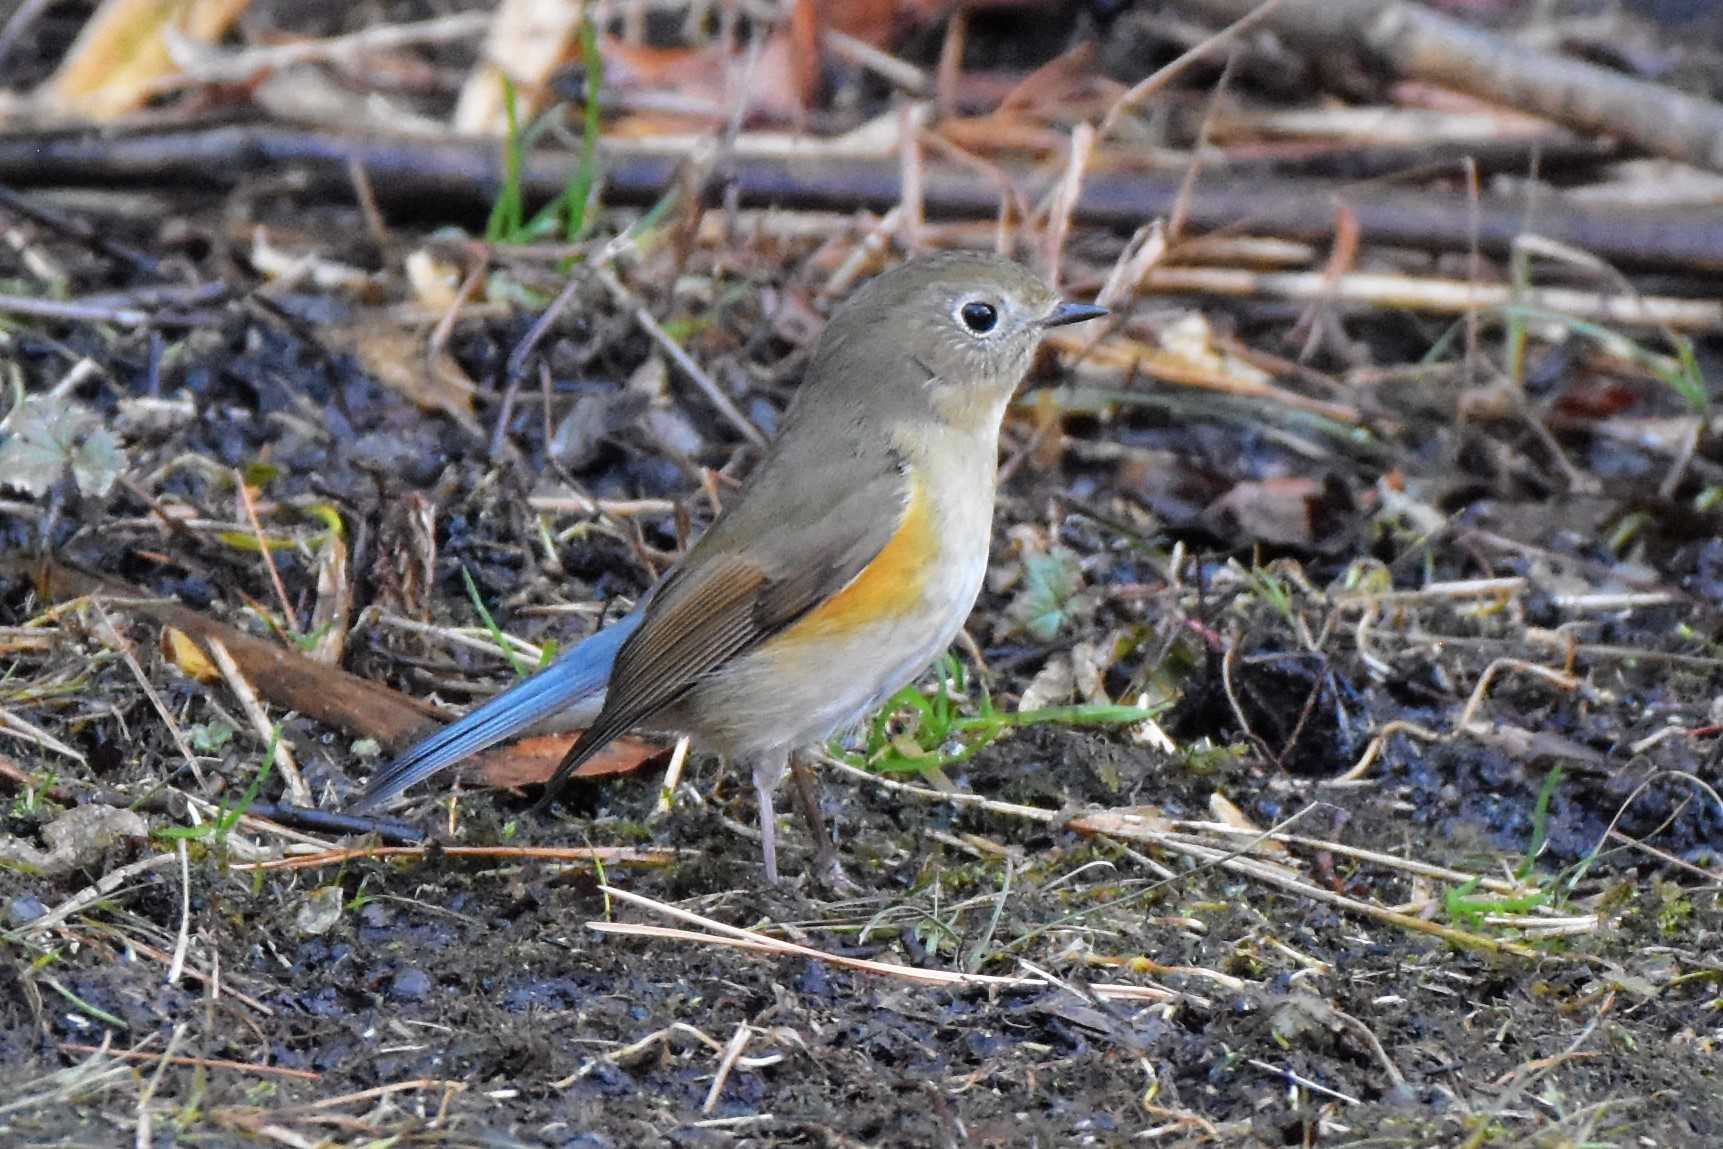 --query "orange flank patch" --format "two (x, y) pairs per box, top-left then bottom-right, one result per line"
(781, 478), (935, 640)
